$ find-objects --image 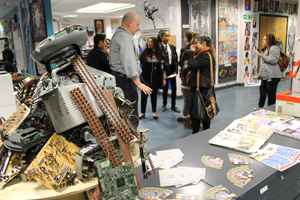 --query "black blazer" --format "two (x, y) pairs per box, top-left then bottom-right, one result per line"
(161, 44), (178, 76)
(187, 49), (215, 88)
(87, 46), (111, 73)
